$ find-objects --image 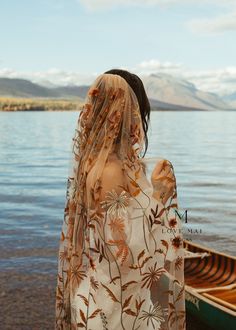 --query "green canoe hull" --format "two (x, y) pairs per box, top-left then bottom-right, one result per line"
(185, 288), (236, 330)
